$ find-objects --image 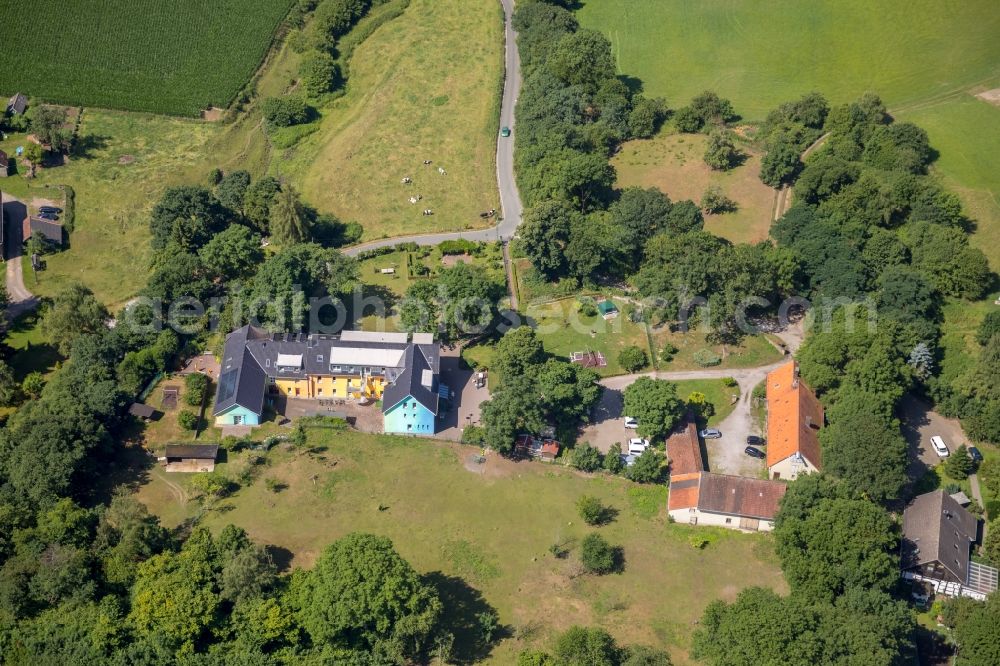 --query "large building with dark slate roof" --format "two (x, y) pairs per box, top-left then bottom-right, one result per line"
(213, 326), (441, 434)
